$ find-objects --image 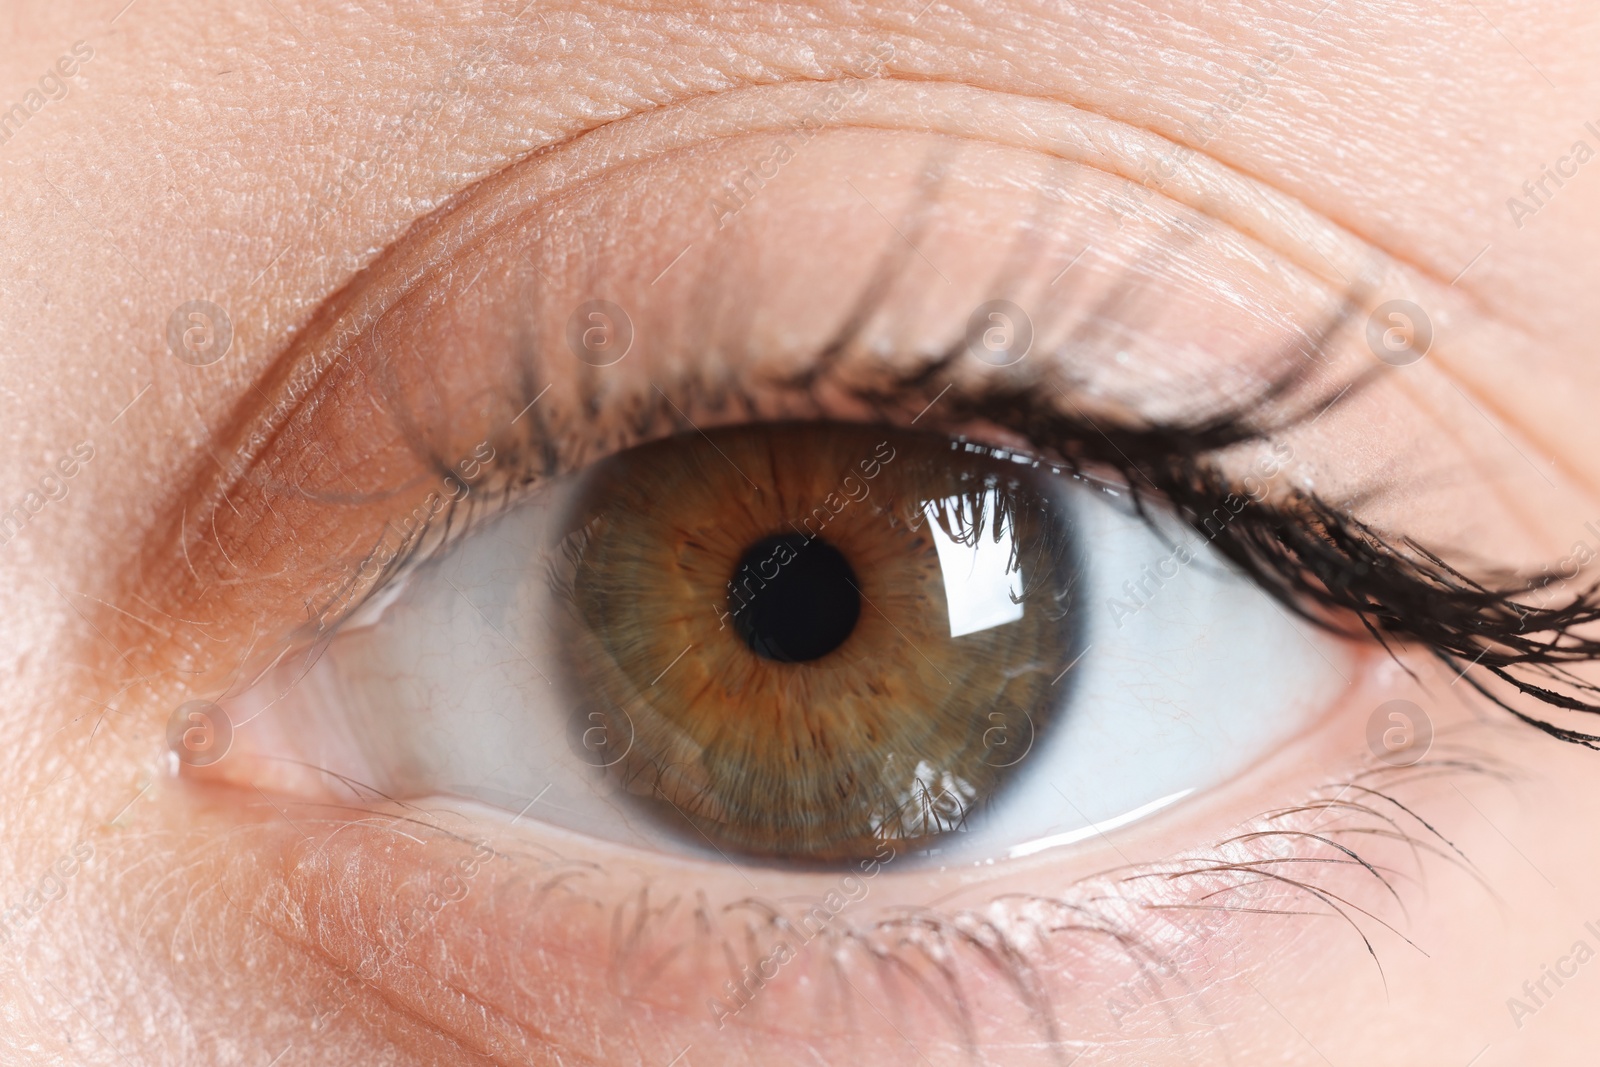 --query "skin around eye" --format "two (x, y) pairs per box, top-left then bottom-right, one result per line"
(14, 3), (1600, 1063)
(77, 113), (1583, 1067)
